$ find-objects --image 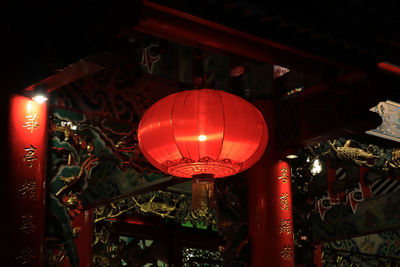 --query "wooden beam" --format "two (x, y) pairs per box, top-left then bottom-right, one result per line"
(24, 58), (106, 93)
(133, 0), (354, 75)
